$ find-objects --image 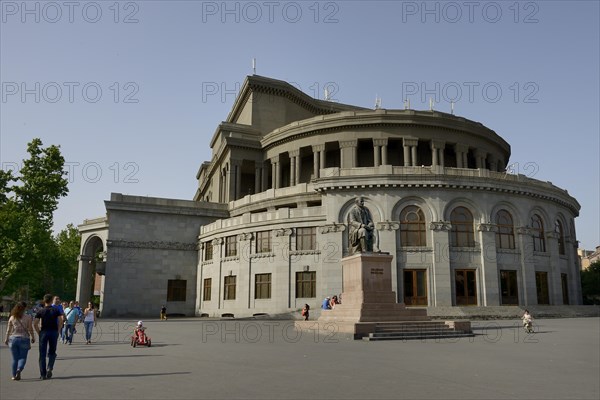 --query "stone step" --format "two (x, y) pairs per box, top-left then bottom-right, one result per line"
(363, 332), (475, 341)
(375, 326), (454, 333)
(371, 329), (468, 337)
